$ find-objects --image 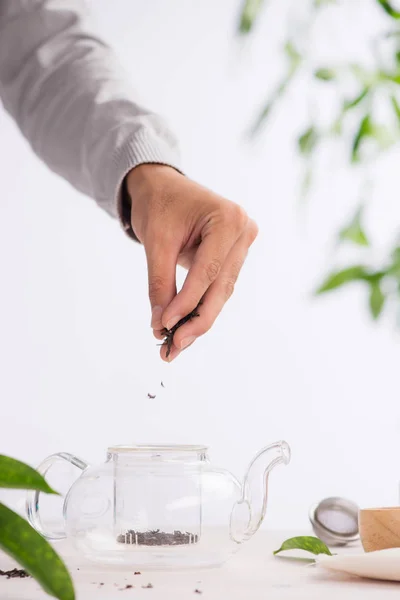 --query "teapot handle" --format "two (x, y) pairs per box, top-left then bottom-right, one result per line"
(26, 452), (88, 540)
